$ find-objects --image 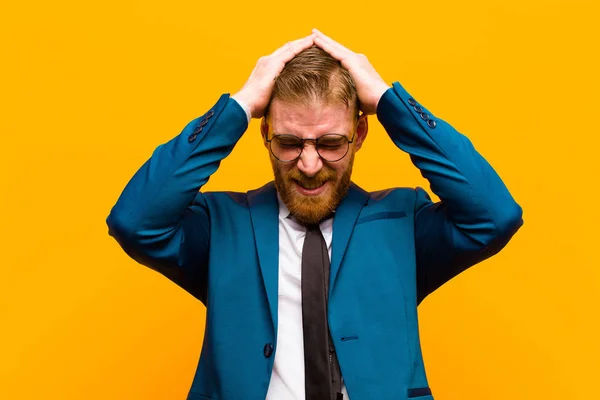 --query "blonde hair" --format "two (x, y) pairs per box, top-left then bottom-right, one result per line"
(267, 46), (359, 117)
